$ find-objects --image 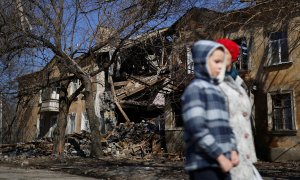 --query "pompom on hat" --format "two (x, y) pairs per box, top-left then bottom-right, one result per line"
(216, 38), (240, 63)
